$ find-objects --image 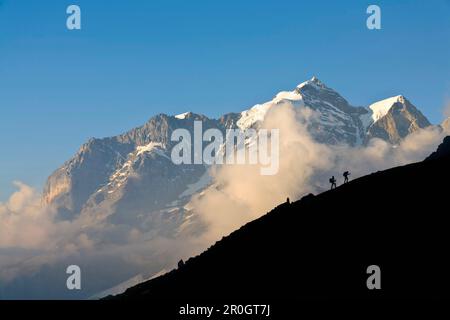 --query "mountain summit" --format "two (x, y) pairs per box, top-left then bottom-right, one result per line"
(365, 95), (431, 144)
